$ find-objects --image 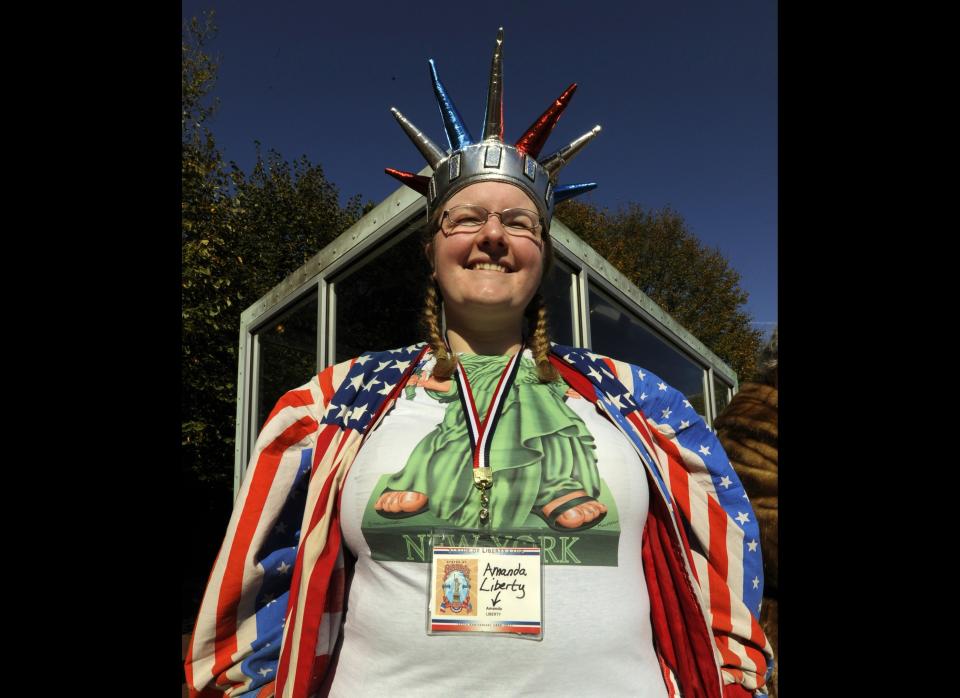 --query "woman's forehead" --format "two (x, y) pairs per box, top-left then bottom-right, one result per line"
(444, 181), (537, 210)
